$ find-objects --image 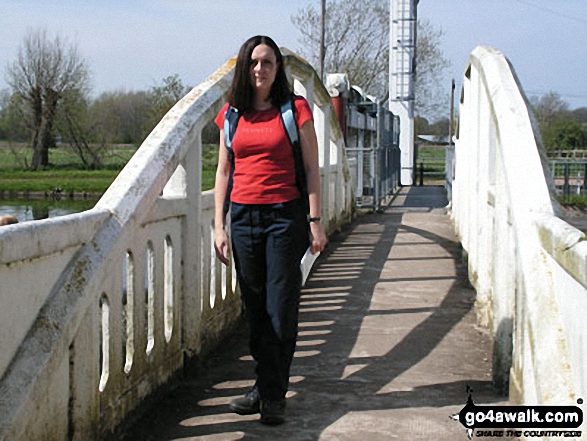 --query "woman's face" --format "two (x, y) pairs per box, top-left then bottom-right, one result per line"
(249, 44), (278, 95)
